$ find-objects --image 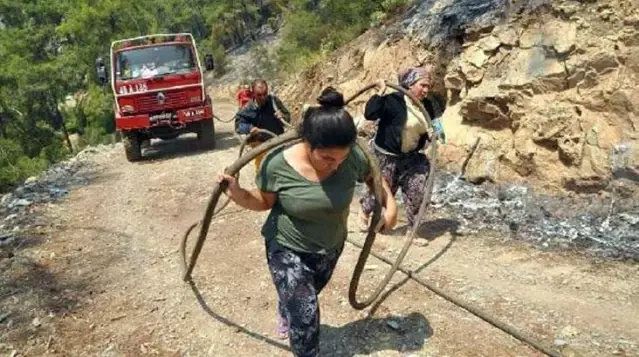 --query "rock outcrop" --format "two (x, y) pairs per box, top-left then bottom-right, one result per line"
(276, 0), (639, 193)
